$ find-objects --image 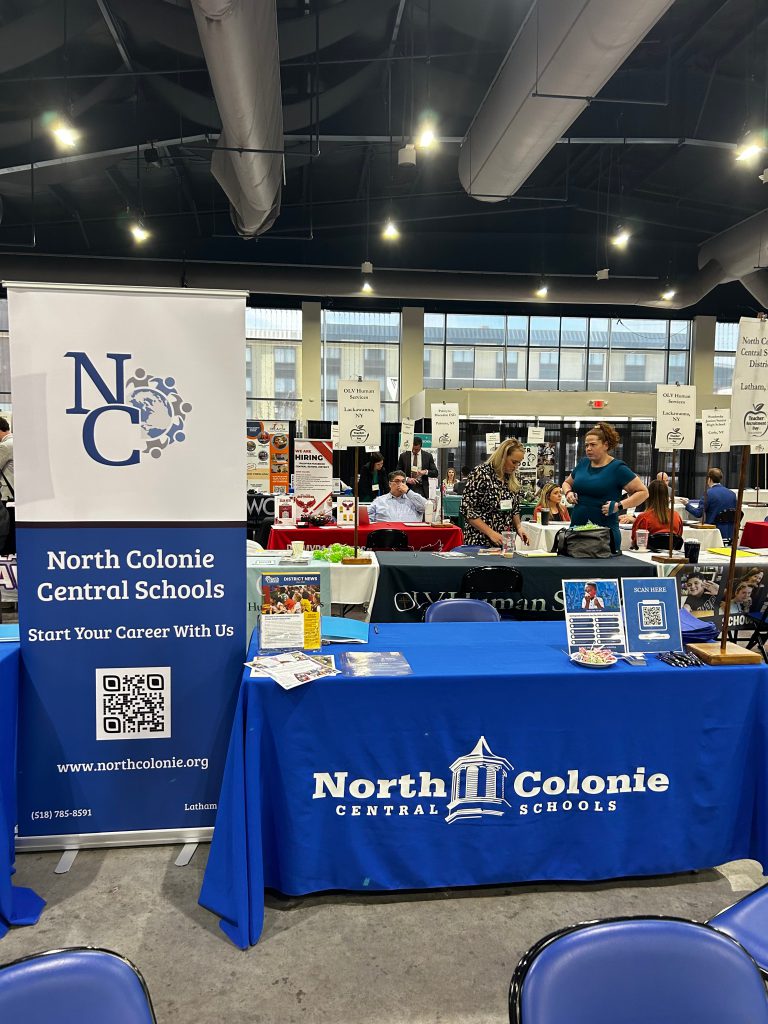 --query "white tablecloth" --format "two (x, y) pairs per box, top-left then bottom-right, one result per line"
(524, 522), (723, 553)
(624, 548), (768, 577)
